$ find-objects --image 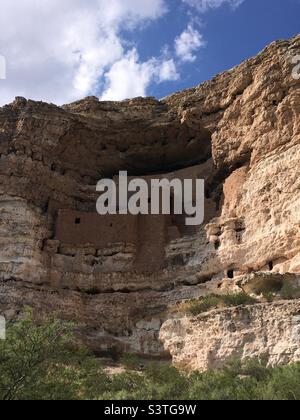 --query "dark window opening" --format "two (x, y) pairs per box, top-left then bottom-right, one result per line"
(215, 197), (222, 212)
(110, 223), (113, 228)
(268, 261), (274, 271)
(214, 241), (220, 250)
(227, 270), (234, 279)
(236, 227), (245, 233)
(43, 200), (49, 214)
(205, 189), (211, 199)
(75, 218), (81, 225)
